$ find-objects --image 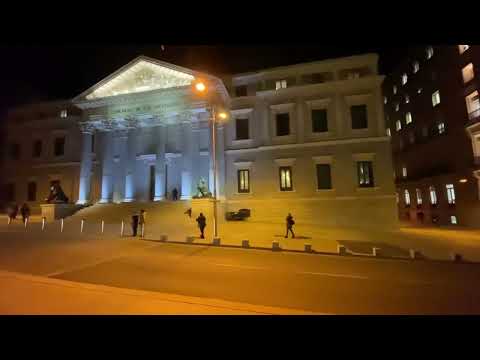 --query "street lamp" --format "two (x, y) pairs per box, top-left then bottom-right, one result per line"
(193, 80), (228, 244)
